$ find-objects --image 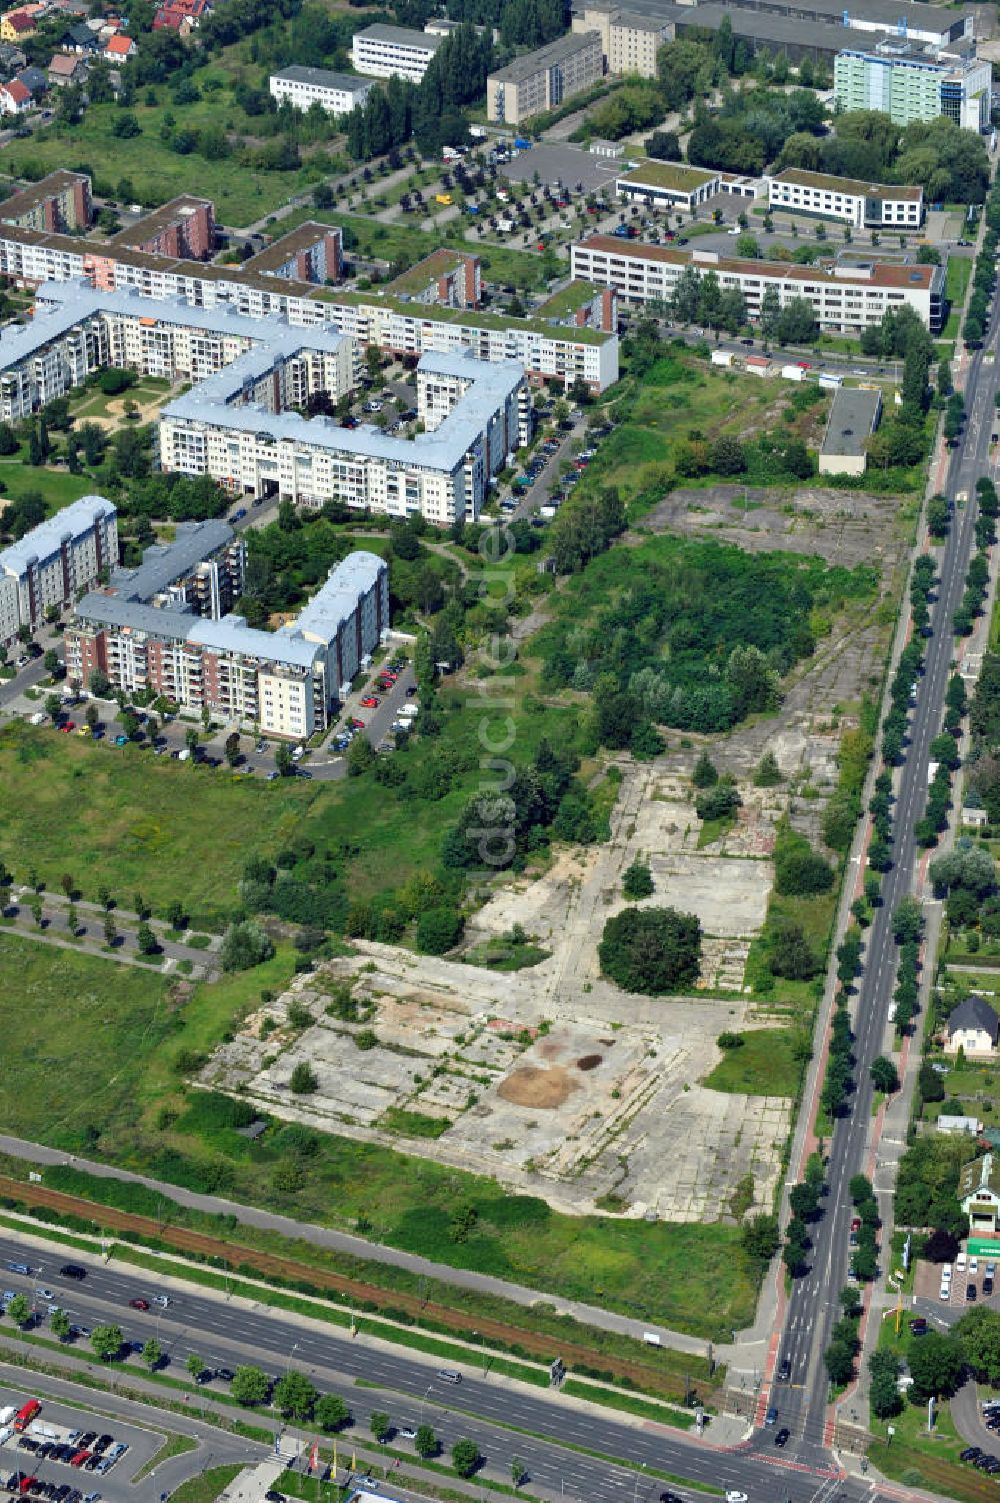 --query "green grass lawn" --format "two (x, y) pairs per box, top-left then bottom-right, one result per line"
(701, 1028), (805, 1097)
(0, 458), (98, 516)
(871, 1393), (996, 1503)
(167, 1466), (244, 1503)
(0, 721), (315, 926)
(0, 935), (174, 1150)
